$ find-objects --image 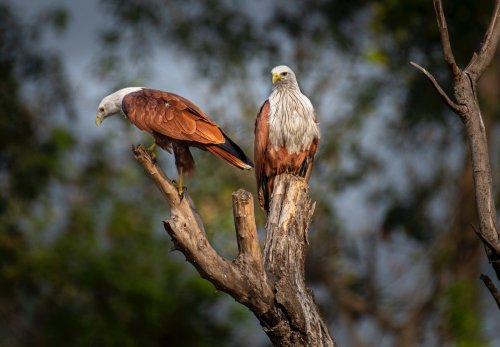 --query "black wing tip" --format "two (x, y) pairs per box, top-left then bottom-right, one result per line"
(218, 134), (254, 169)
(243, 156), (254, 169)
